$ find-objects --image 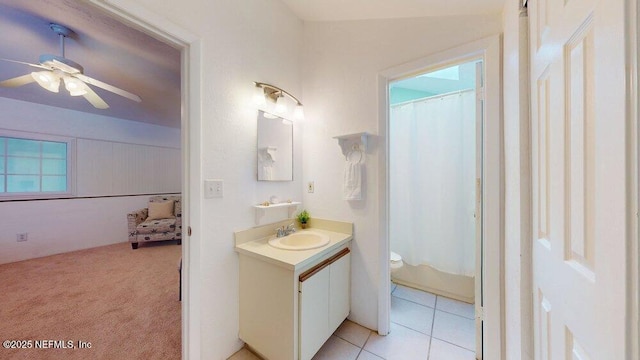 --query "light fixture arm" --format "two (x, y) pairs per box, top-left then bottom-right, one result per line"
(254, 81), (303, 106)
